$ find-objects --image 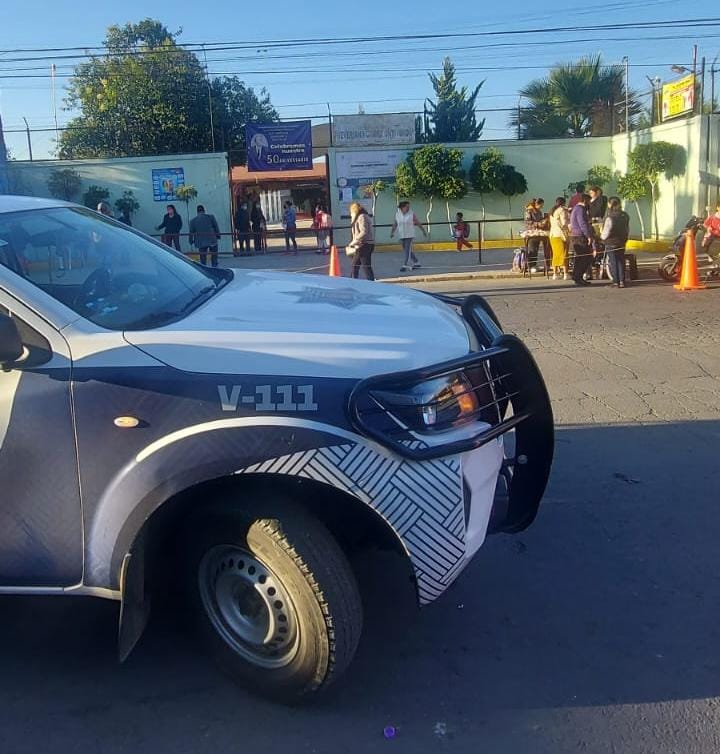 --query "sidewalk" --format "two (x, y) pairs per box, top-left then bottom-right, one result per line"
(213, 246), (664, 284)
